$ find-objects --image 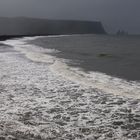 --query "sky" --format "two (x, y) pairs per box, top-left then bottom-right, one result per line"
(0, 0), (140, 34)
